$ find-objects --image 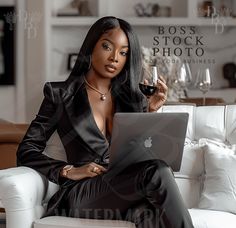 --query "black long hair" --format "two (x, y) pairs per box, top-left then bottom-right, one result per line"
(68, 16), (145, 111)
